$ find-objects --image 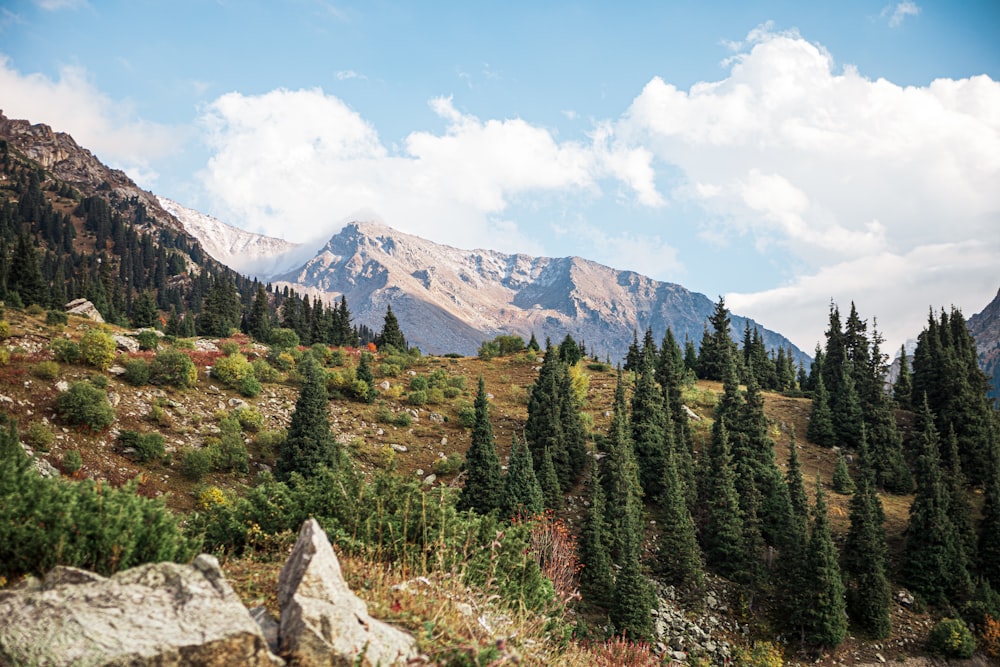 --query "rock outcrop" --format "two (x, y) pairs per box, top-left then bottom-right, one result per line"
(0, 555), (283, 666)
(65, 298), (105, 323)
(278, 518), (418, 666)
